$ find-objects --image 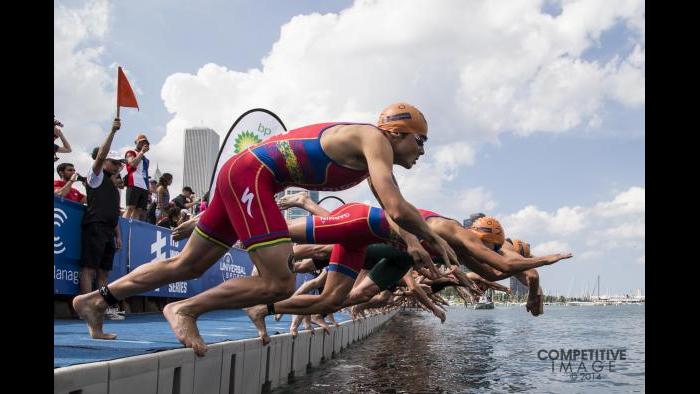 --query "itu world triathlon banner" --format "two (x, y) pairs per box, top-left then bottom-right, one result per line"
(54, 196), (314, 297)
(207, 109), (287, 198)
